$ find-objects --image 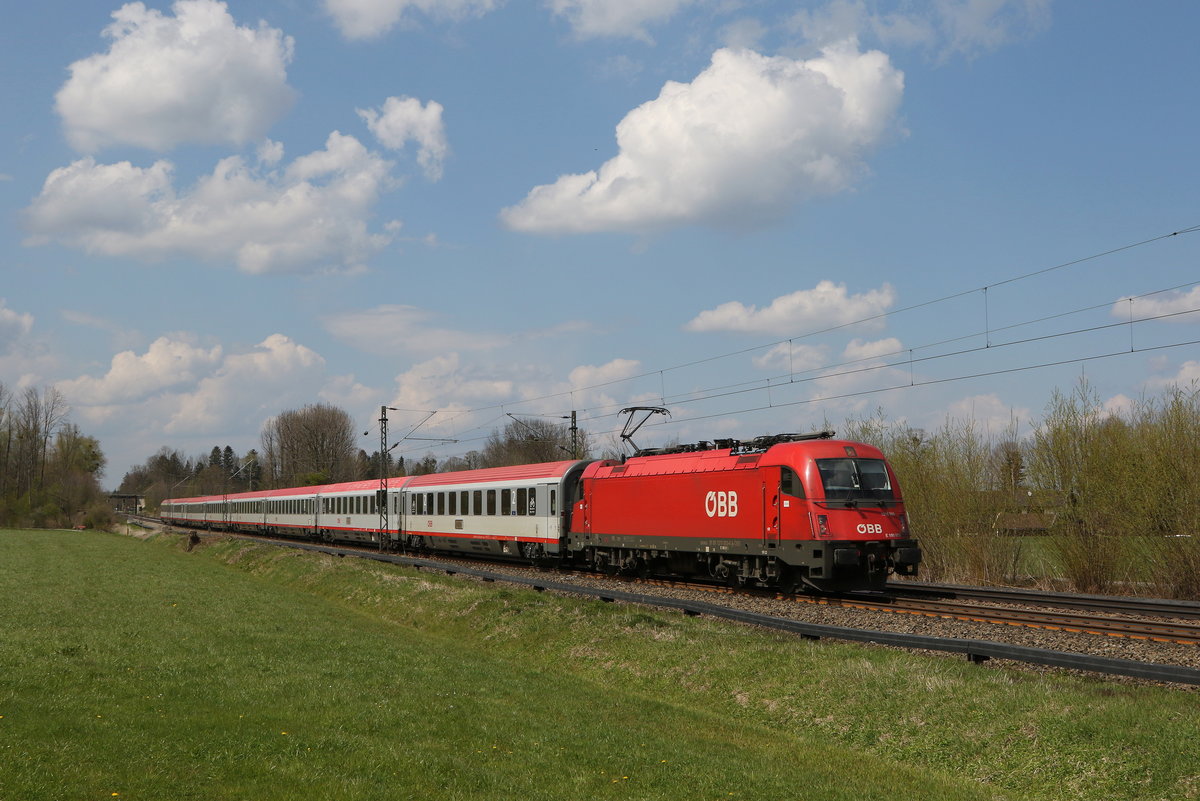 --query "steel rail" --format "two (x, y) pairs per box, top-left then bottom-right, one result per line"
(814, 596), (1200, 646)
(888, 581), (1200, 620)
